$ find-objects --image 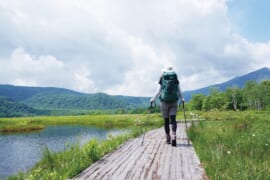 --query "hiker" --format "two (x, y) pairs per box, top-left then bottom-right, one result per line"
(150, 65), (184, 146)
